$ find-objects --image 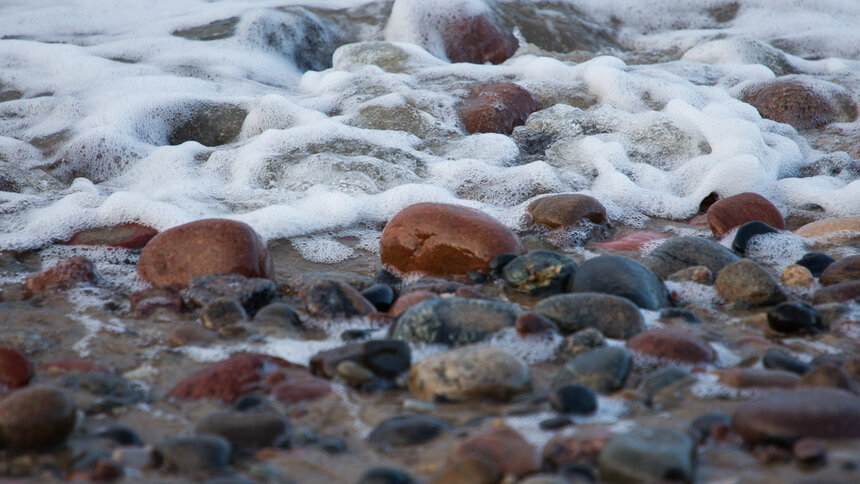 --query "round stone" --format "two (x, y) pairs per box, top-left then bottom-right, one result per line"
(454, 426), (539, 477)
(502, 250), (577, 295)
(195, 411), (289, 453)
(391, 297), (521, 346)
(553, 347), (631, 394)
(738, 76), (857, 129)
(819, 255), (860, 286)
(550, 384), (598, 414)
(644, 236), (740, 280)
(0, 385), (77, 450)
(796, 252), (836, 277)
(361, 284), (396, 311)
(627, 329), (717, 365)
(731, 220), (779, 255)
(526, 194), (606, 229)
(598, 427), (694, 484)
(714, 259), (786, 307)
(706, 192), (785, 237)
(458, 82), (543, 135)
(534, 293), (645, 339)
(0, 346), (33, 391)
(767, 302), (822, 334)
(567, 255), (668, 310)
(154, 435), (231, 474)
